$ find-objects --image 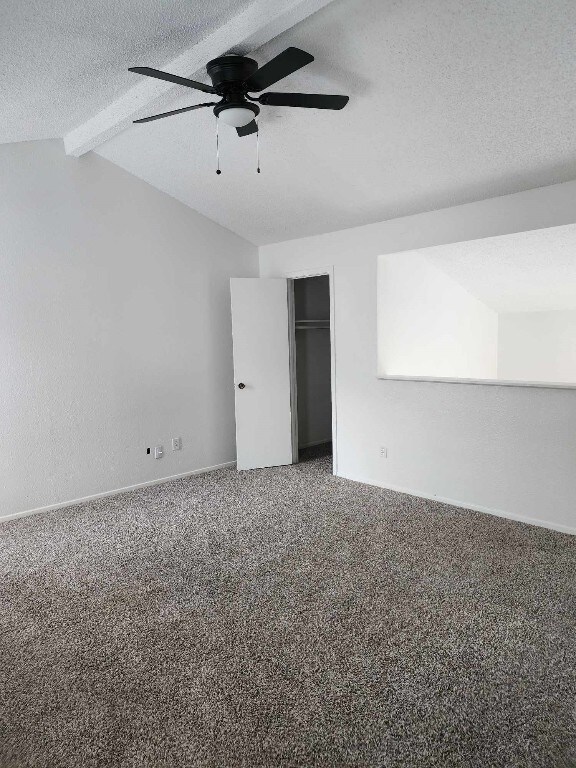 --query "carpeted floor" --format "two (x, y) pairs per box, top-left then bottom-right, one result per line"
(1, 450), (575, 768)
